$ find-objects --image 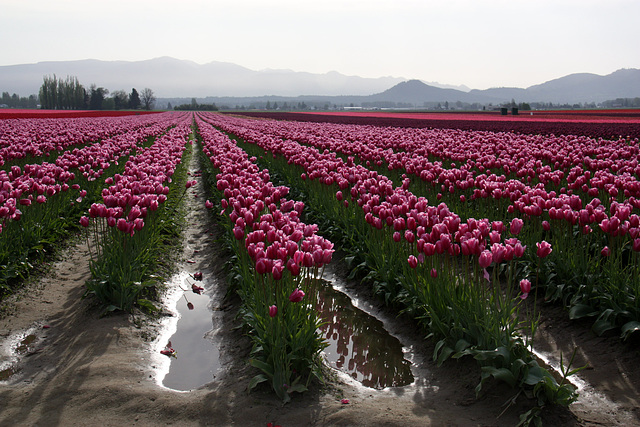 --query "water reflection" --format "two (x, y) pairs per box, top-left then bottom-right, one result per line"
(161, 272), (221, 391)
(315, 281), (414, 389)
